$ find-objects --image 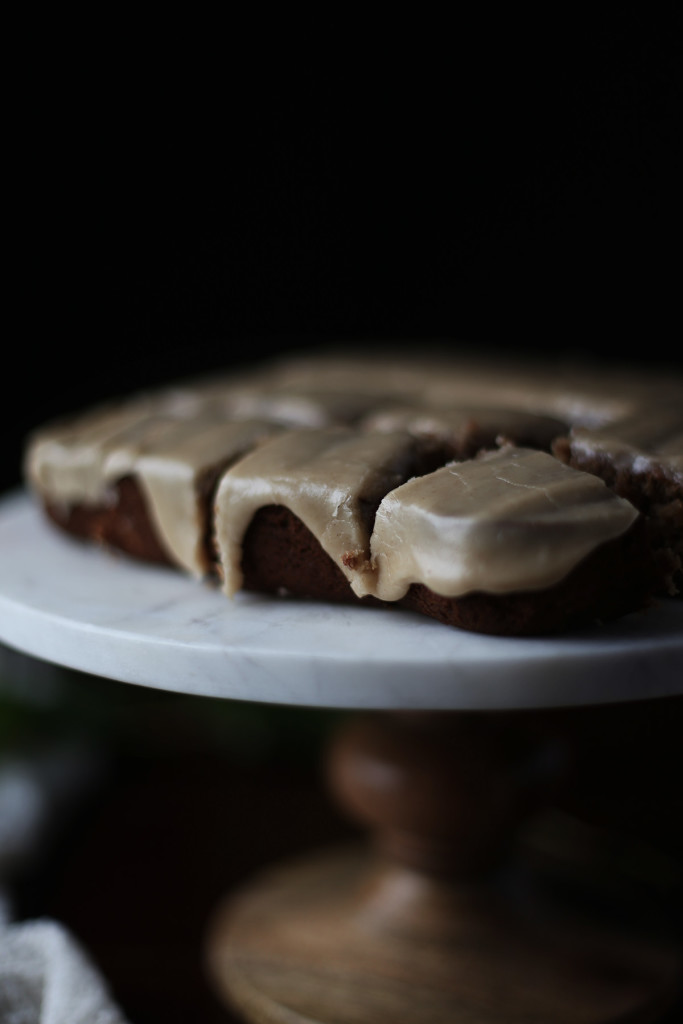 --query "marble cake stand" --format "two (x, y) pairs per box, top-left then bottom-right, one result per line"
(1, 490), (682, 1023)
